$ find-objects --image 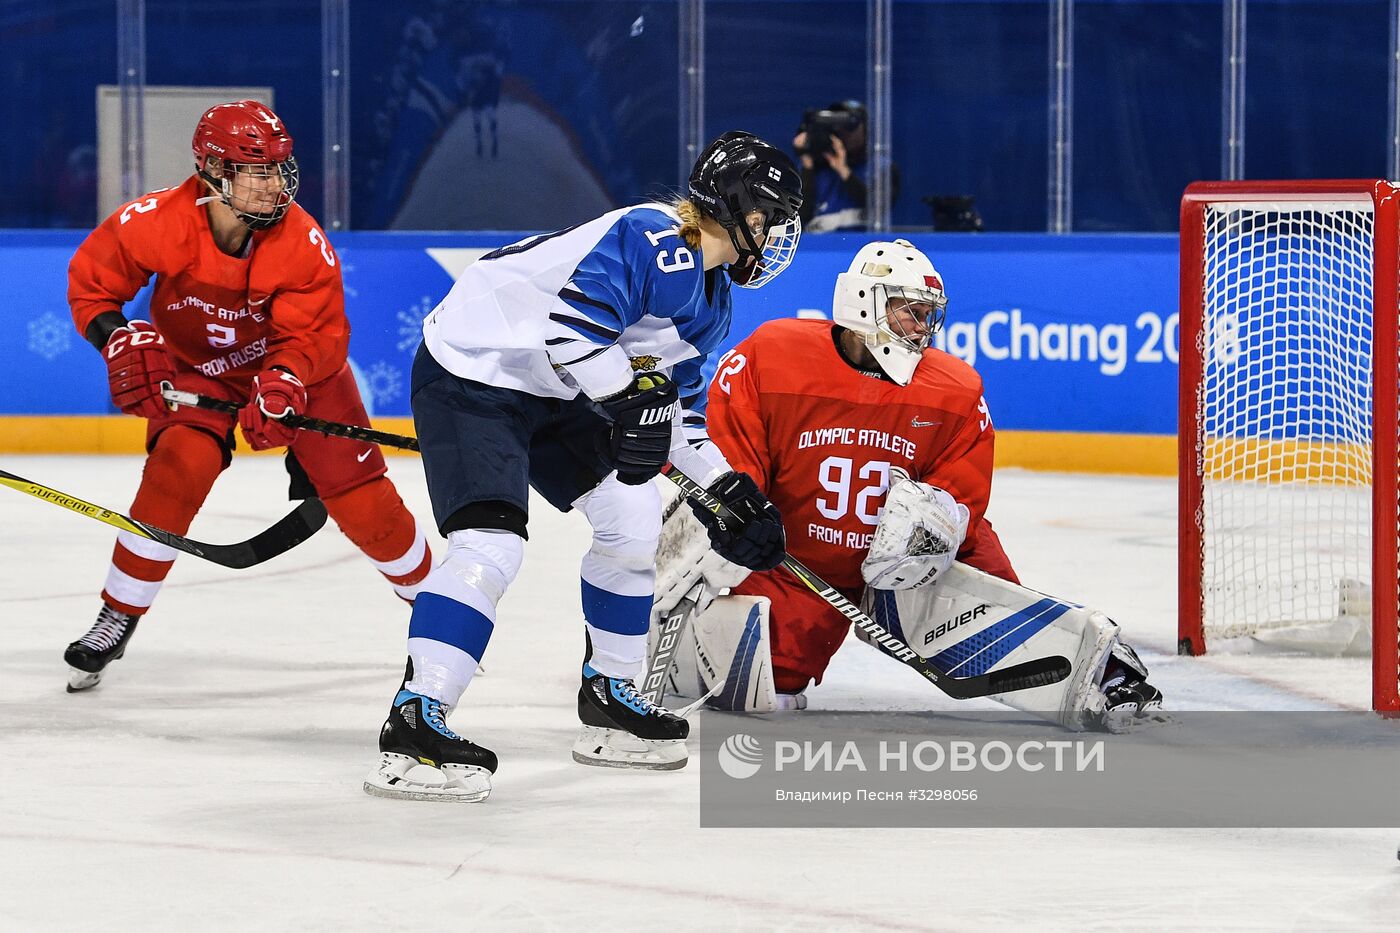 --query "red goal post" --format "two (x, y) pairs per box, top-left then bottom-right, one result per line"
(1178, 180), (1400, 713)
